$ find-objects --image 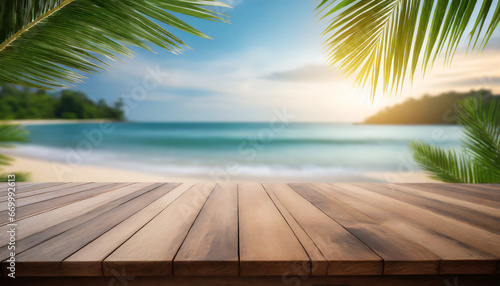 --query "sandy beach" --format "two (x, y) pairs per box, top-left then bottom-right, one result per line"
(2, 155), (438, 183)
(3, 155), (181, 182)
